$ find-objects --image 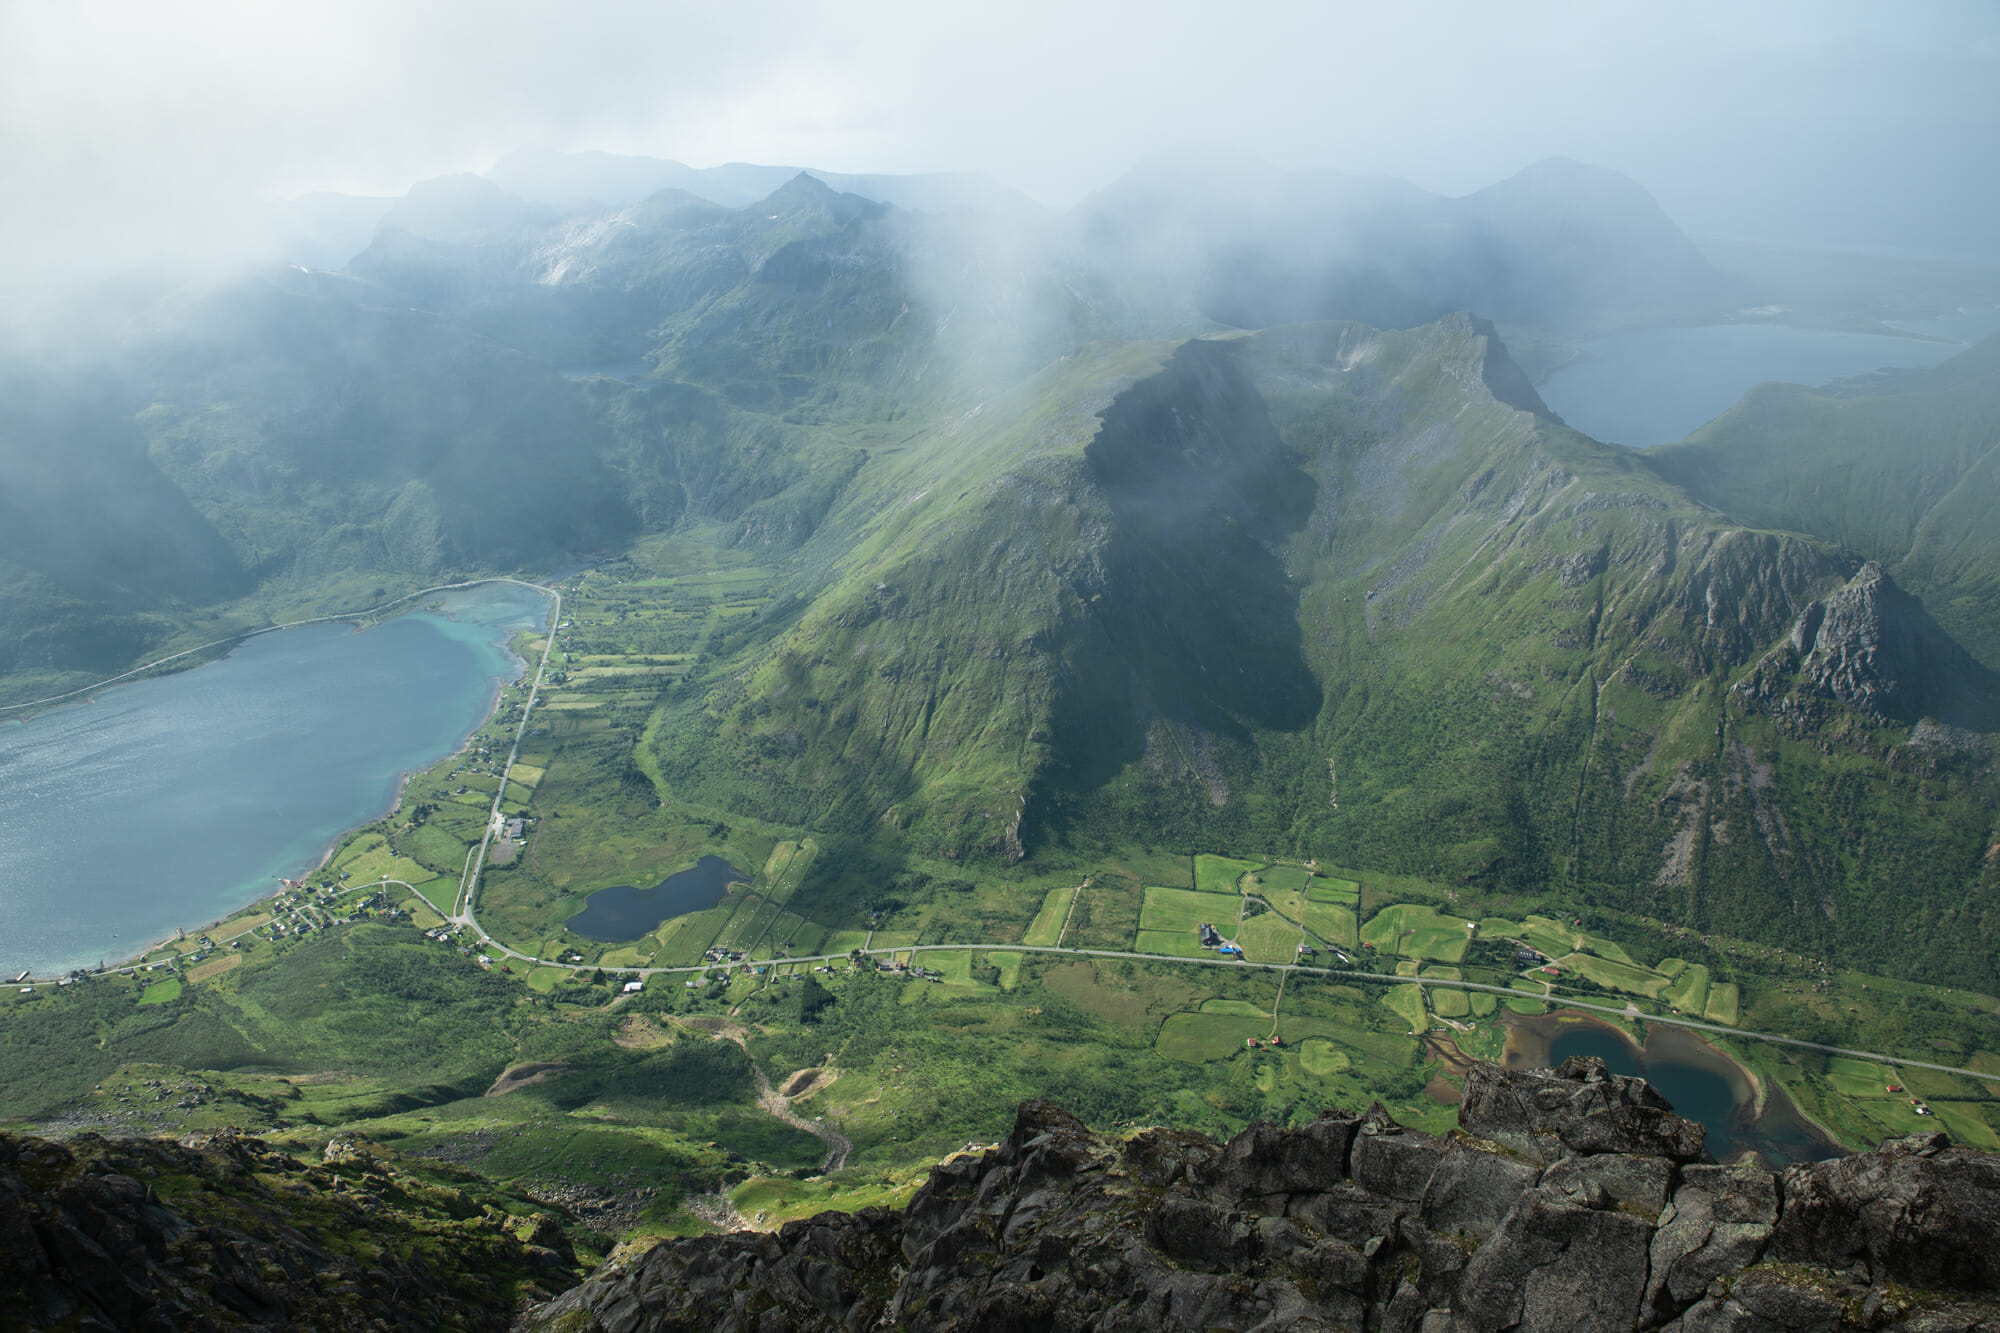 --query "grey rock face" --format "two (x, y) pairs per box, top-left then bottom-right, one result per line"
(1769, 1130), (2000, 1293)
(523, 1063), (2000, 1333)
(1459, 1054), (1710, 1164)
